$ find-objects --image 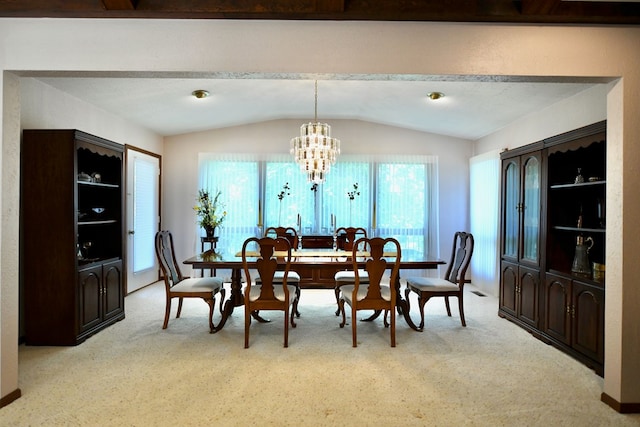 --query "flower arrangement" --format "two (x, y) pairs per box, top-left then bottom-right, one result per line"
(347, 183), (360, 225)
(194, 189), (226, 237)
(347, 183), (360, 200)
(277, 182), (291, 201)
(277, 182), (291, 226)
